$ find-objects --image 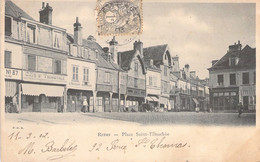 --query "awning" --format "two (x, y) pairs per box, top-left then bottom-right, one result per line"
(192, 98), (199, 105)
(146, 96), (159, 102)
(5, 81), (17, 97)
(160, 97), (169, 105)
(22, 83), (64, 97)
